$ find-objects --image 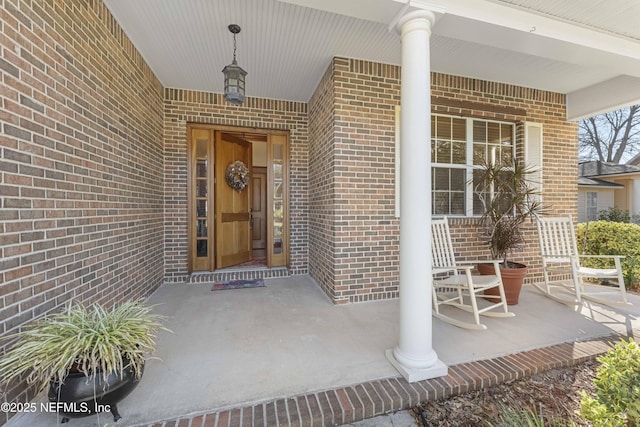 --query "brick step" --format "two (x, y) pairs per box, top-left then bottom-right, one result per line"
(188, 267), (290, 284)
